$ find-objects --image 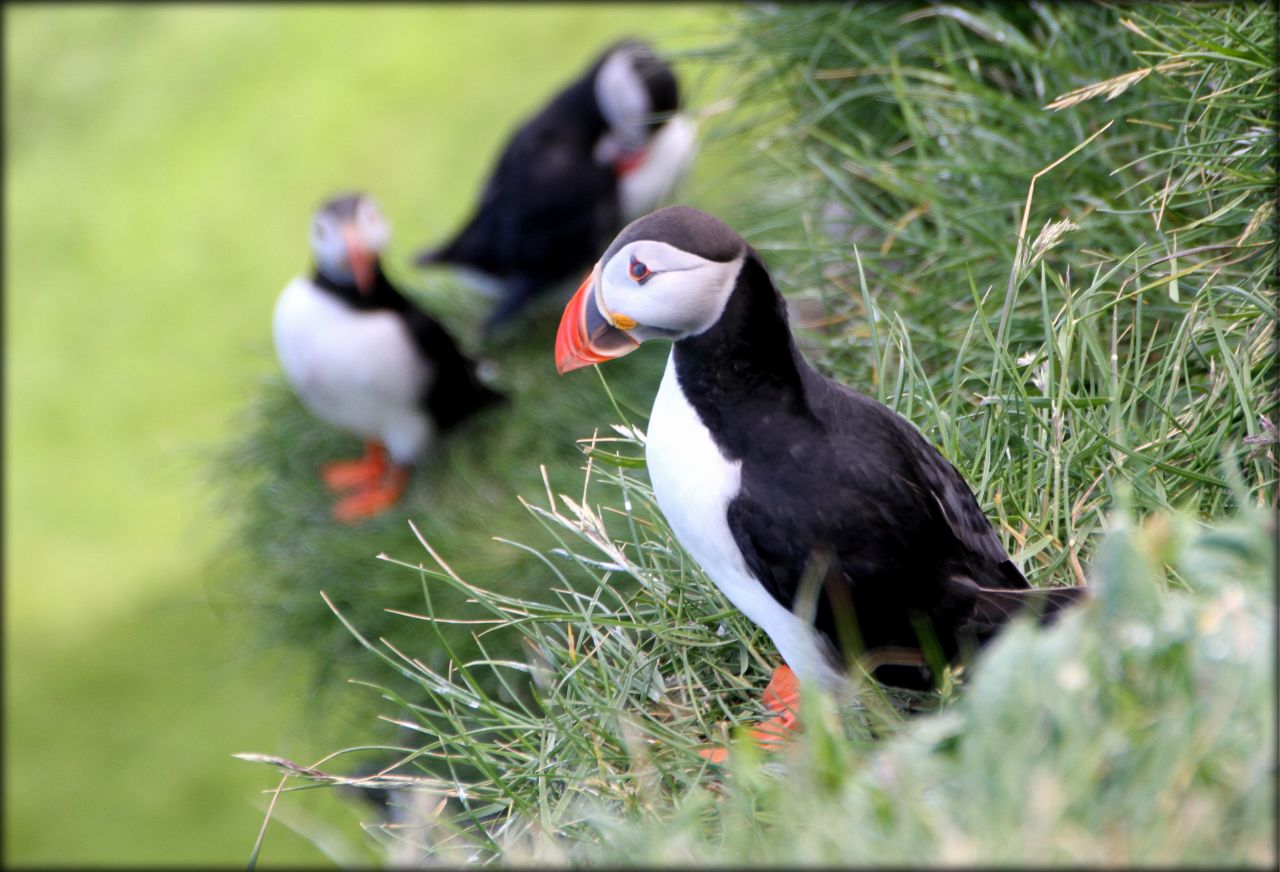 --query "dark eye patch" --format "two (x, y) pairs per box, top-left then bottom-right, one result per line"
(629, 255), (653, 284)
